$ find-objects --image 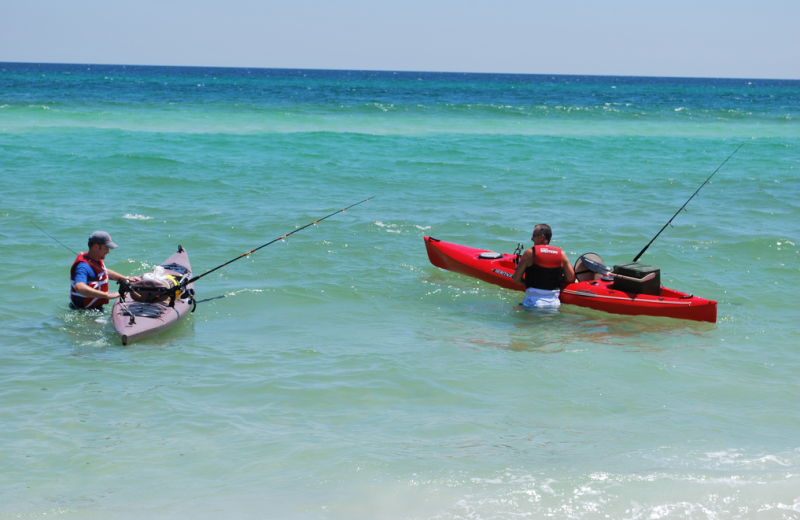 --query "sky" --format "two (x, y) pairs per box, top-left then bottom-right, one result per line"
(2, 0), (799, 79)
